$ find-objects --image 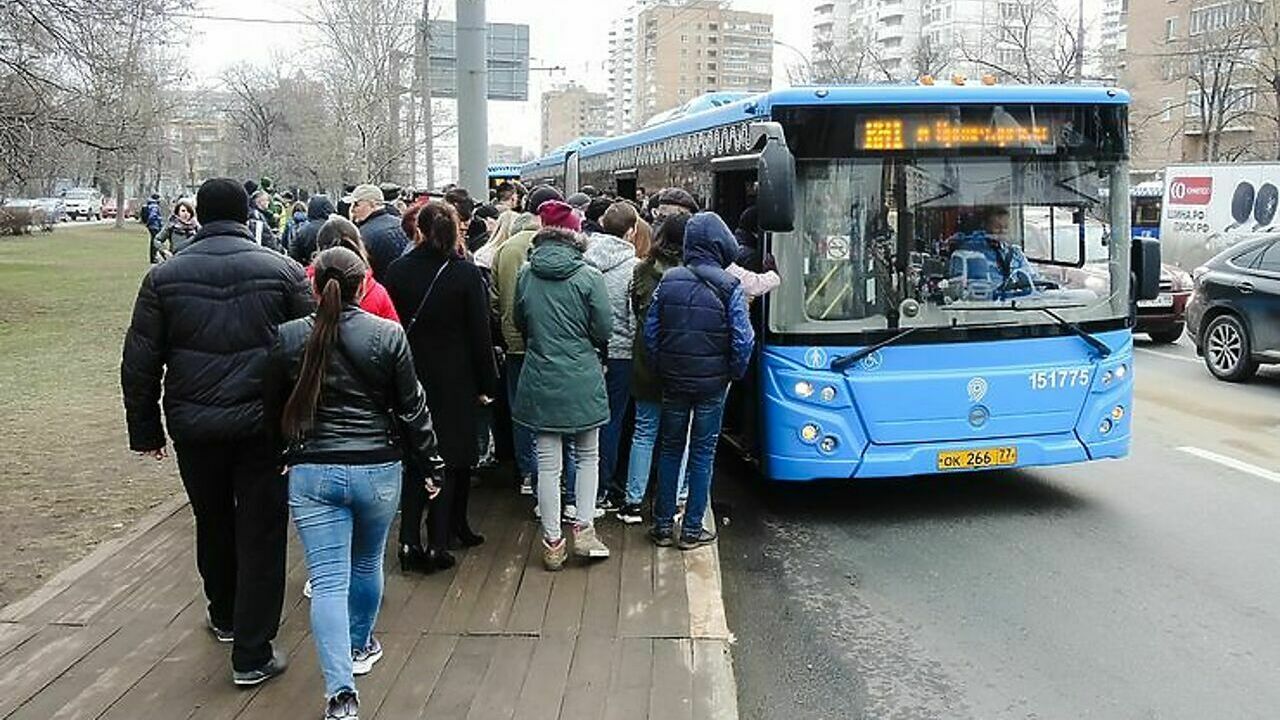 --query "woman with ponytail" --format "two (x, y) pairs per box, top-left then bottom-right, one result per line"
(263, 247), (442, 720)
(383, 200), (499, 574)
